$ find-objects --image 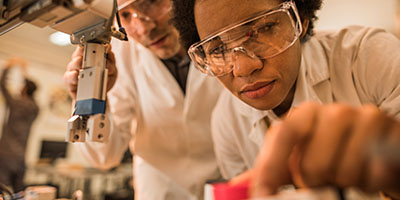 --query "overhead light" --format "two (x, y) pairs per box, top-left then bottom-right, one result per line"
(49, 31), (71, 46)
